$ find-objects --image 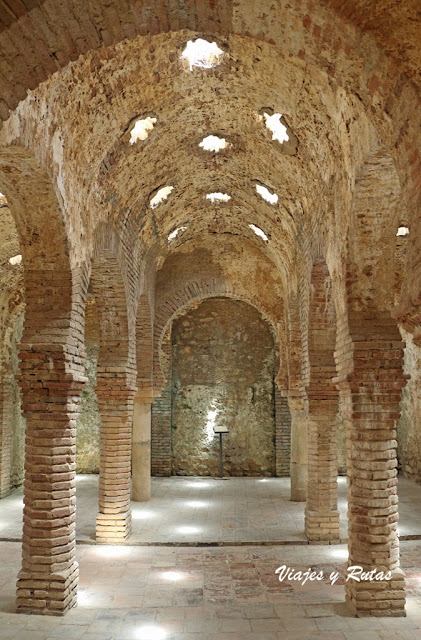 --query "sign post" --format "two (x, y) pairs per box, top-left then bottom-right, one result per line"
(213, 426), (229, 478)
